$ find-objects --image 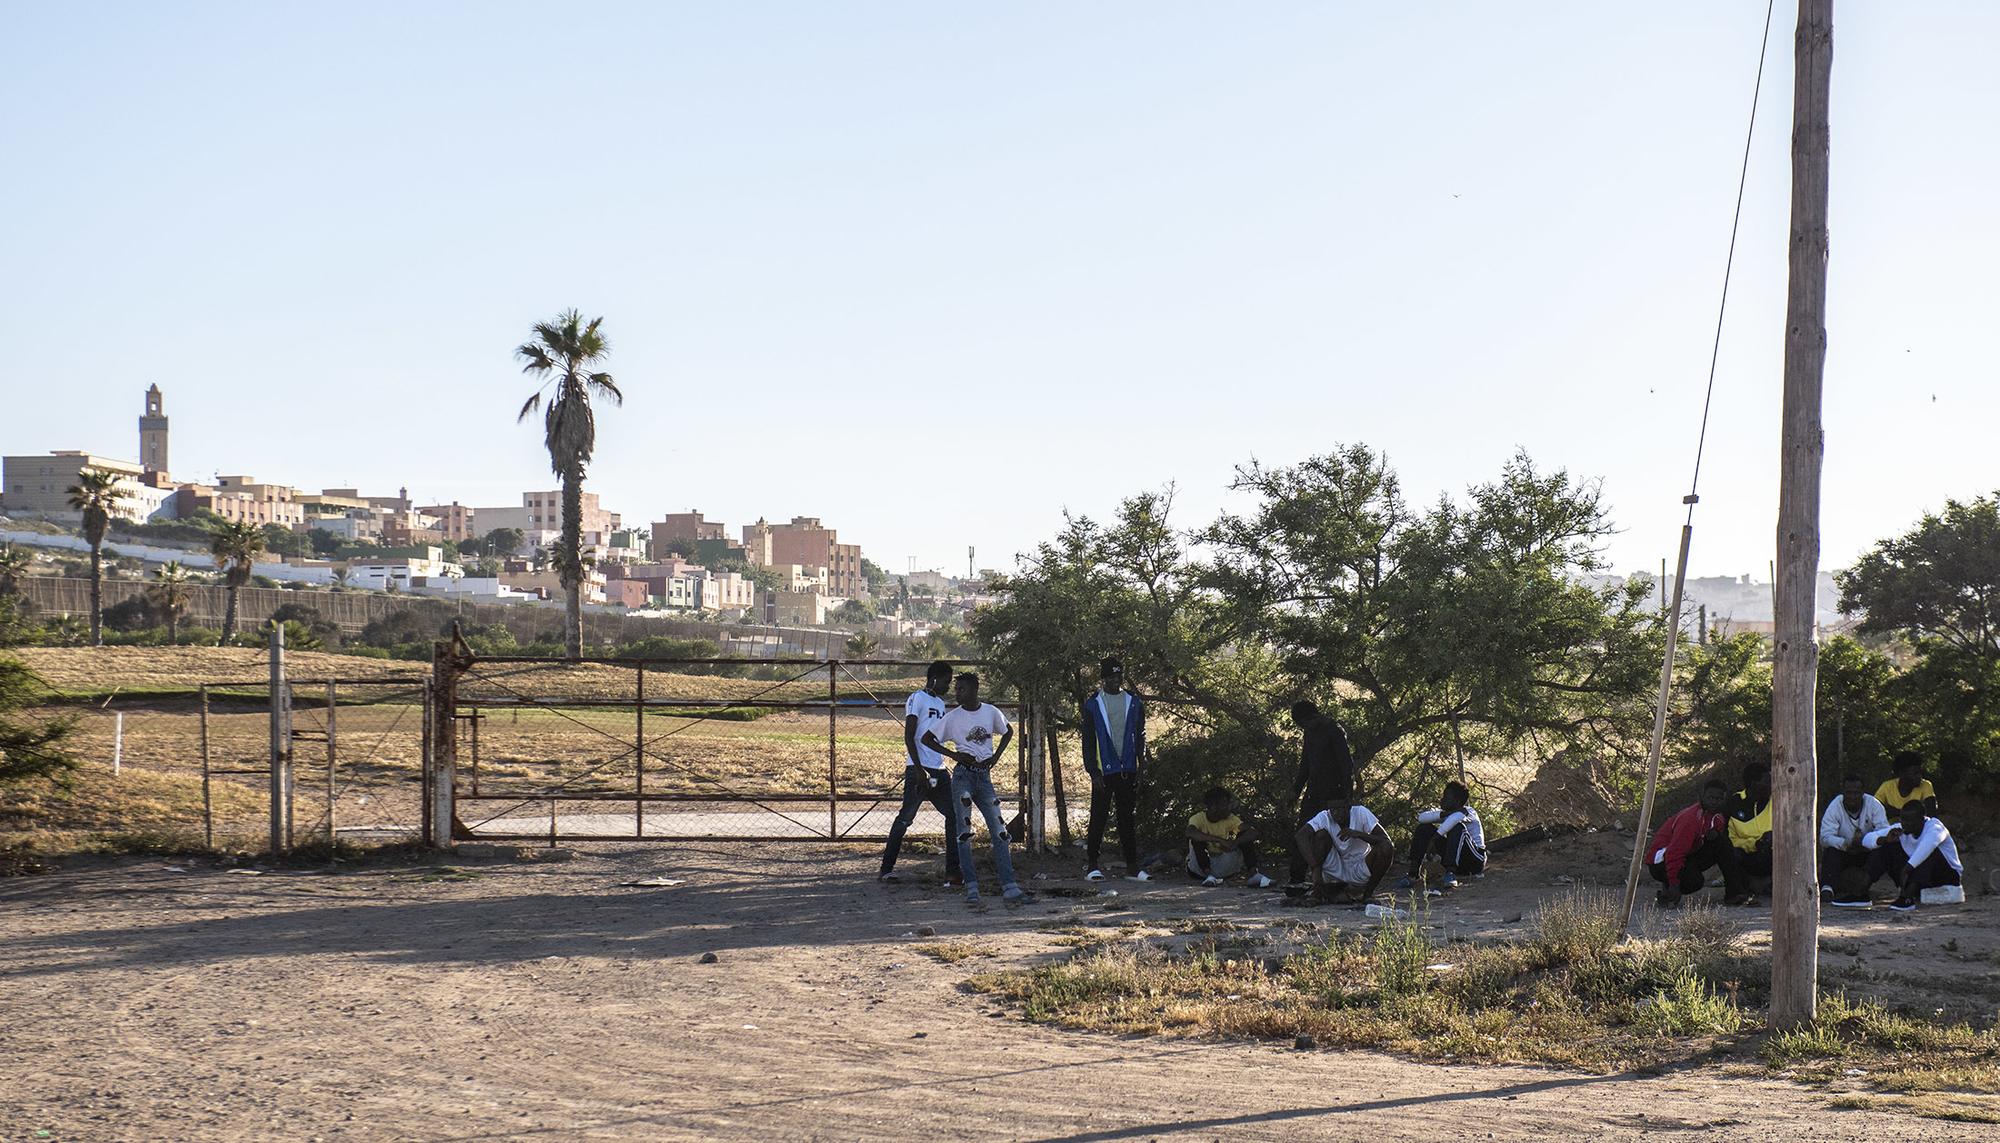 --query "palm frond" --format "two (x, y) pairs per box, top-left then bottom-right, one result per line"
(587, 372), (622, 404)
(518, 392), (543, 422)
